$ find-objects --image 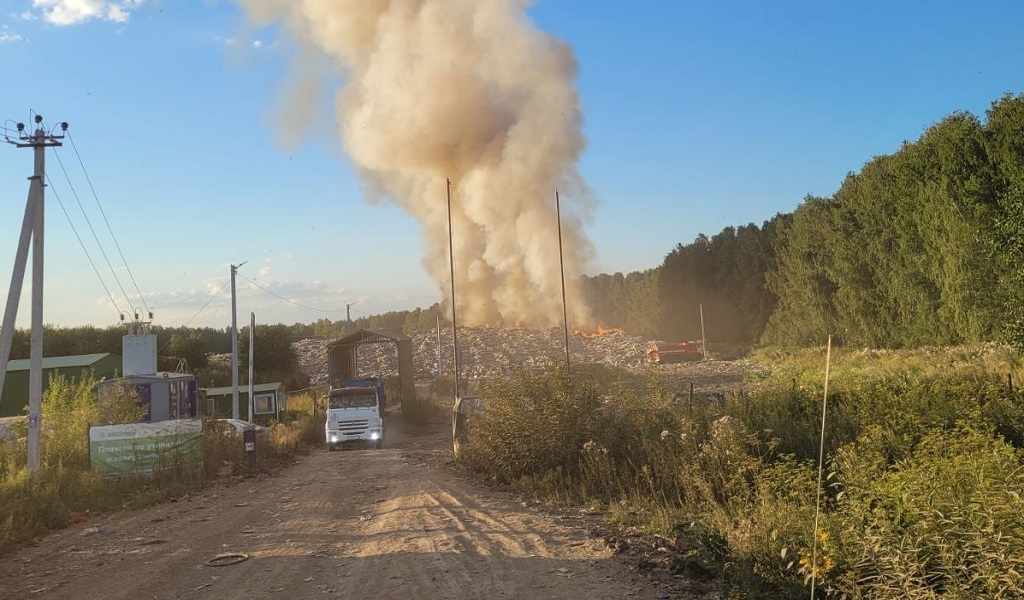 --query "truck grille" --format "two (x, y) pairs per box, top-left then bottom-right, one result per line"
(336, 419), (370, 434)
